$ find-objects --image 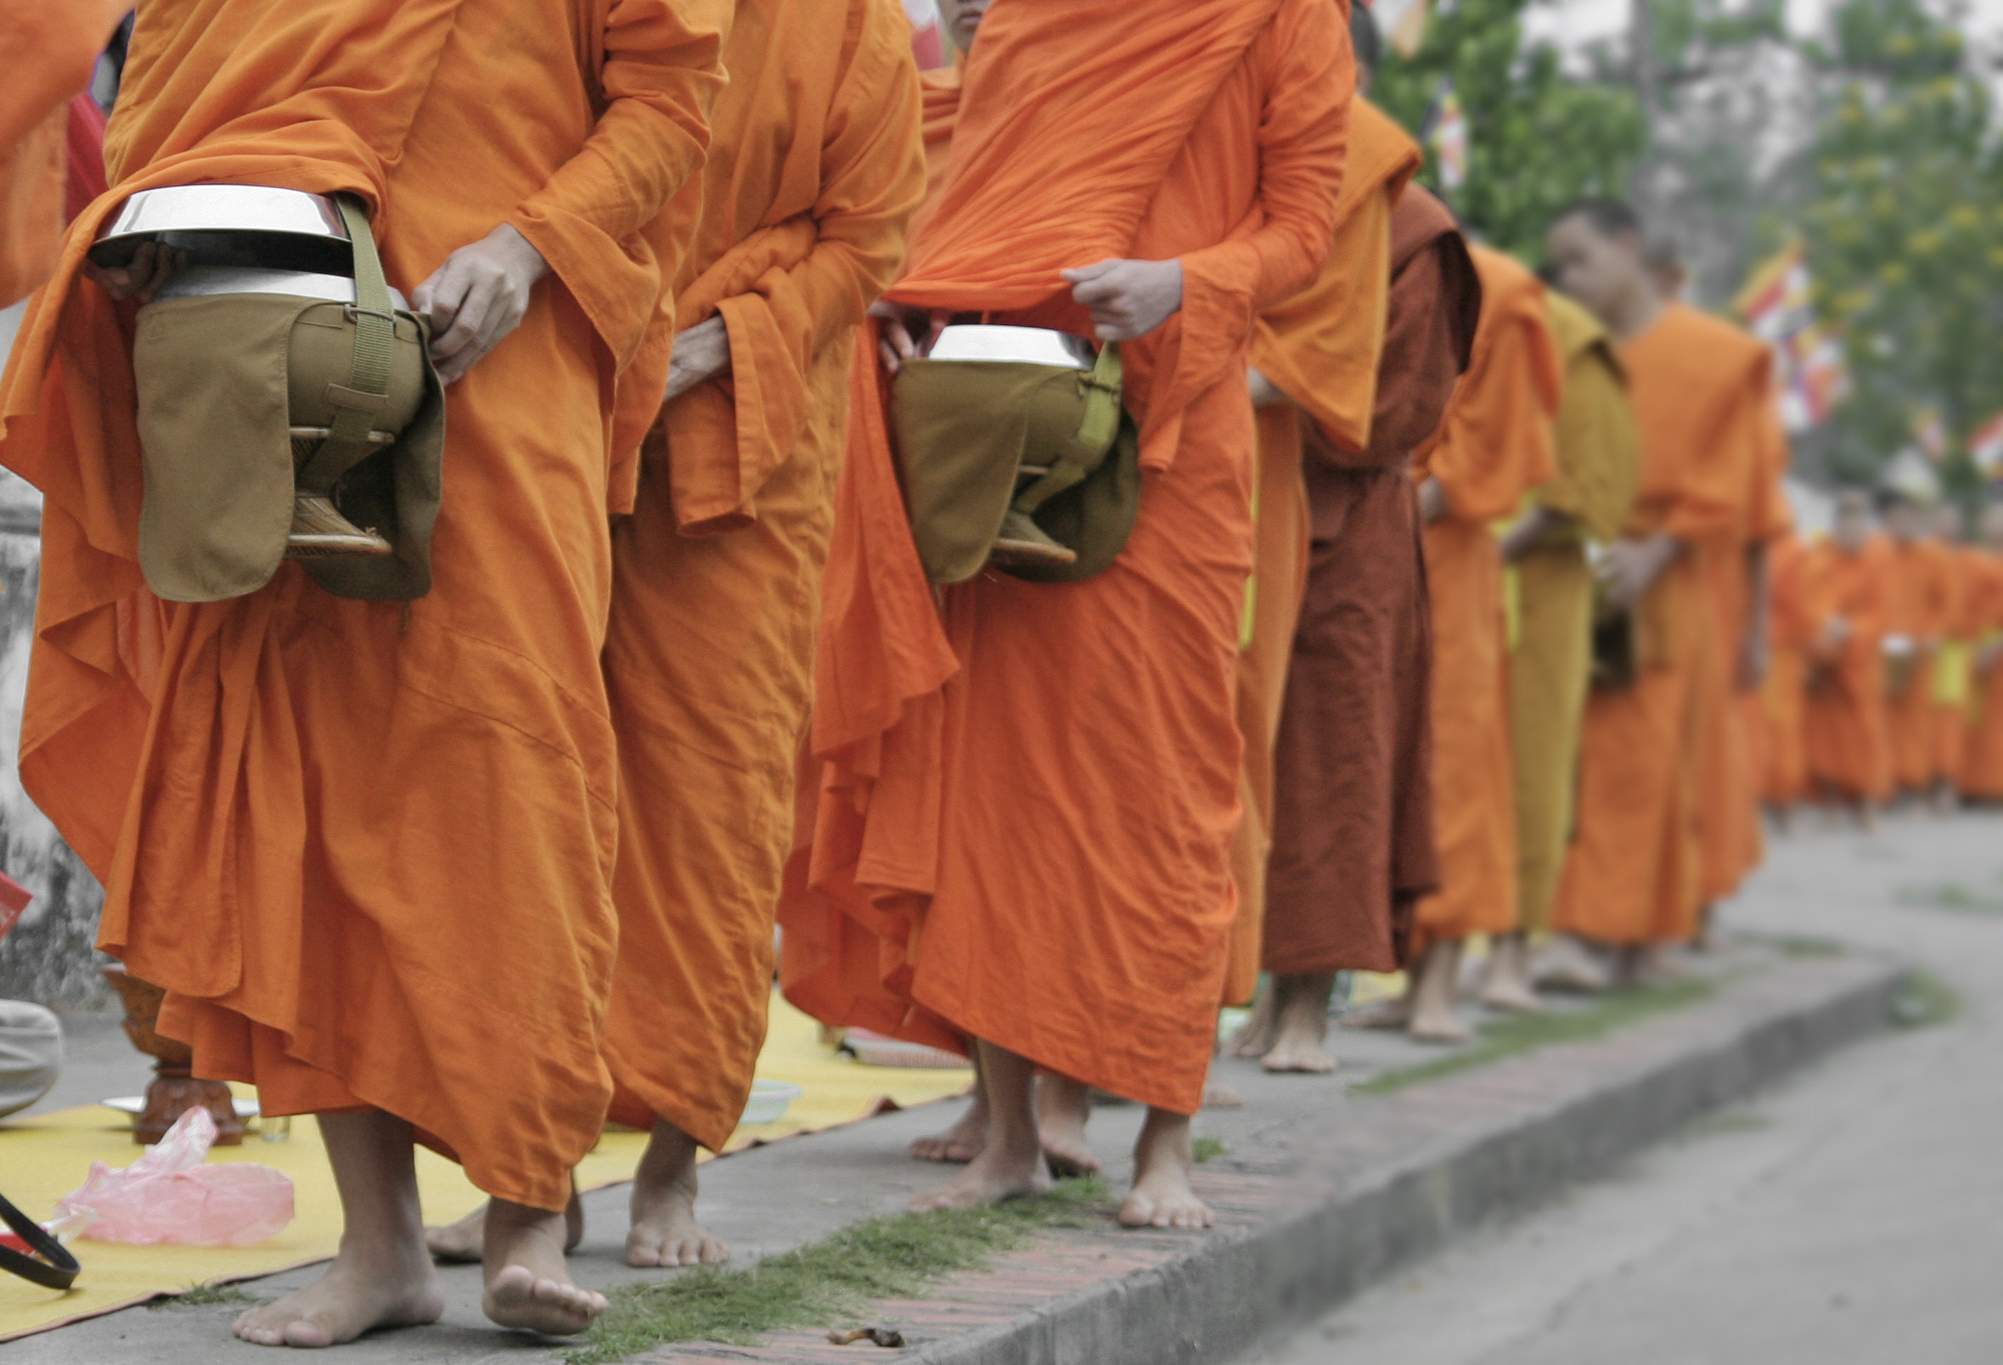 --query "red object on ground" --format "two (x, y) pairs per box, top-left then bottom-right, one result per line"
(0, 871), (33, 943)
